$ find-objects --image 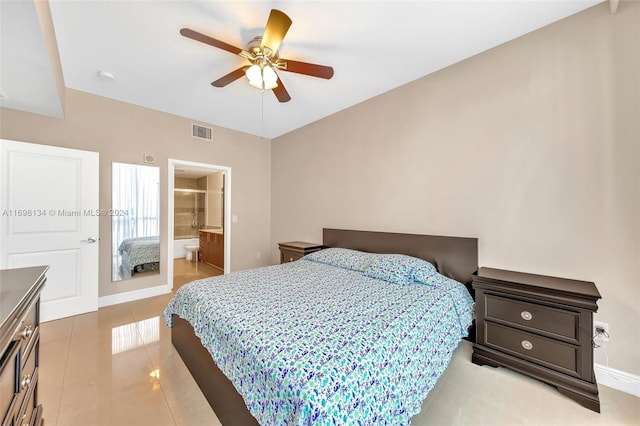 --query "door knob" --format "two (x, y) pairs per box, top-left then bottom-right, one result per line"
(81, 237), (97, 243)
